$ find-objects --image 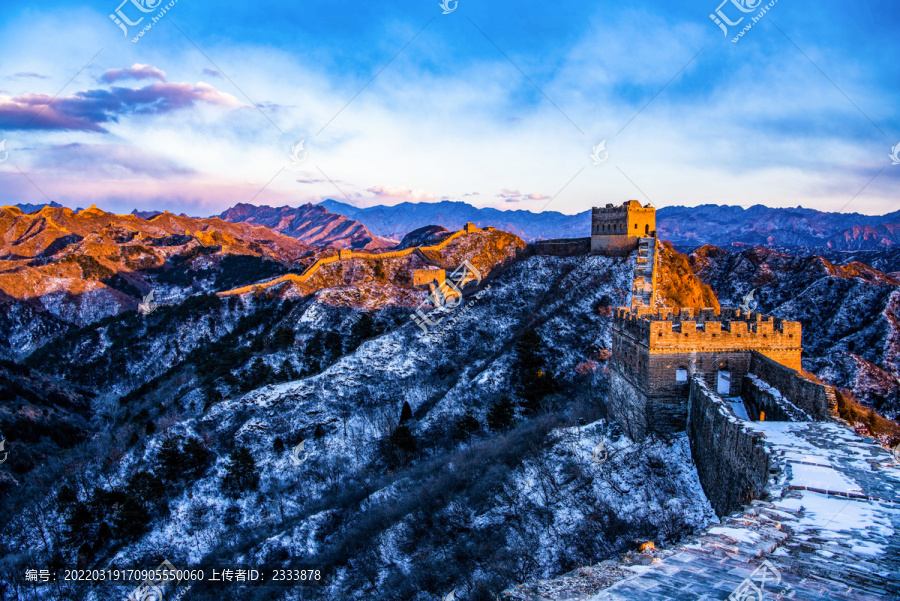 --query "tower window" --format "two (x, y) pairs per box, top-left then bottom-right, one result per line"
(675, 368), (688, 382)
